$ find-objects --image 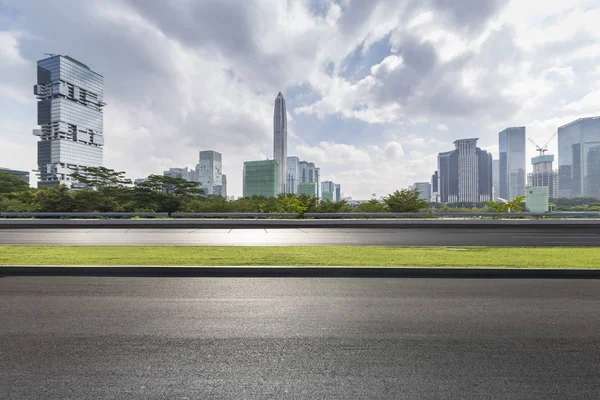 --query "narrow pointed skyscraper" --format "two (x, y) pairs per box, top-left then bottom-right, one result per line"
(273, 92), (287, 194)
